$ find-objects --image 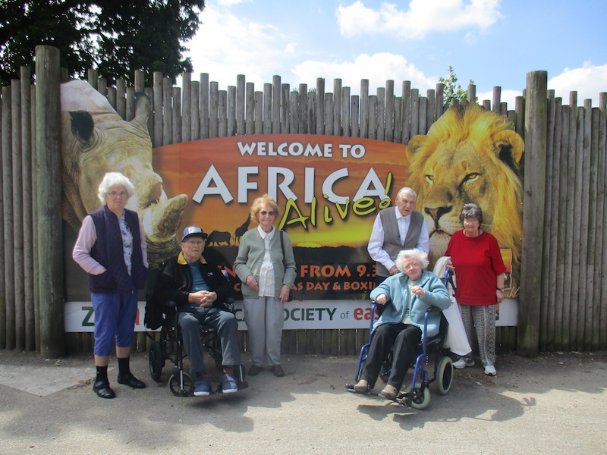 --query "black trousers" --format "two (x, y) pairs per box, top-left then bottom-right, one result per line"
(362, 323), (422, 390)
